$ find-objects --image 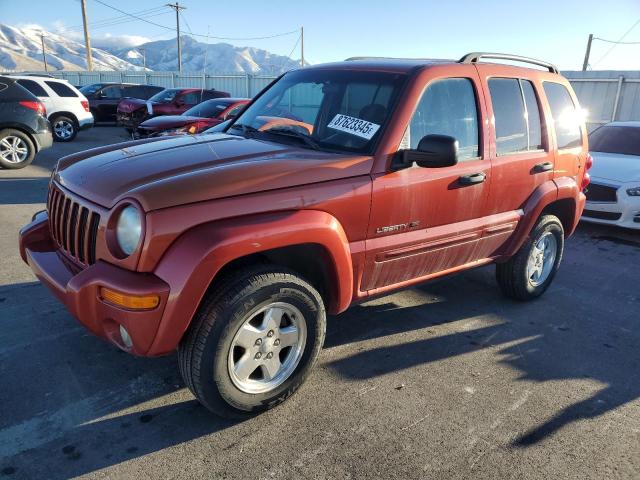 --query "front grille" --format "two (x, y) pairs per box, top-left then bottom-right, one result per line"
(584, 183), (618, 203)
(47, 185), (100, 266)
(582, 209), (622, 221)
